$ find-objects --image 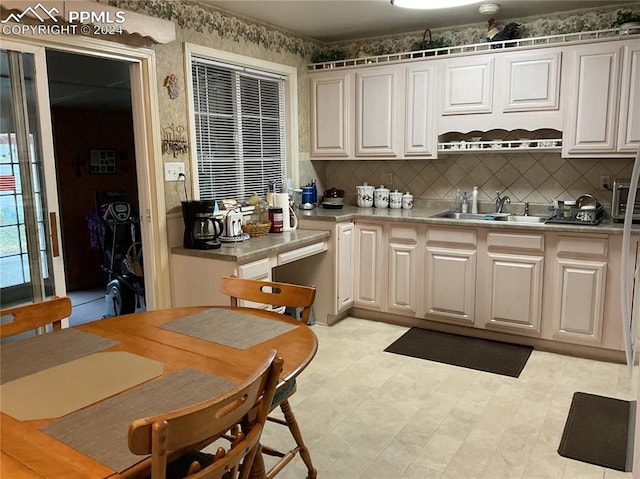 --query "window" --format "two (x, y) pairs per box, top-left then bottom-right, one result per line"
(191, 57), (286, 202)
